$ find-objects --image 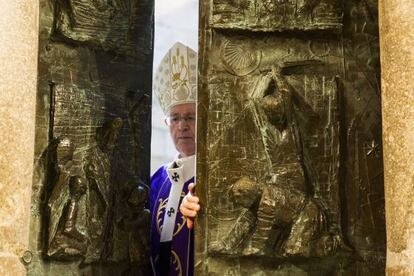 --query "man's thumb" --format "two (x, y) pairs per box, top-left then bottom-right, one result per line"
(188, 183), (195, 195)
